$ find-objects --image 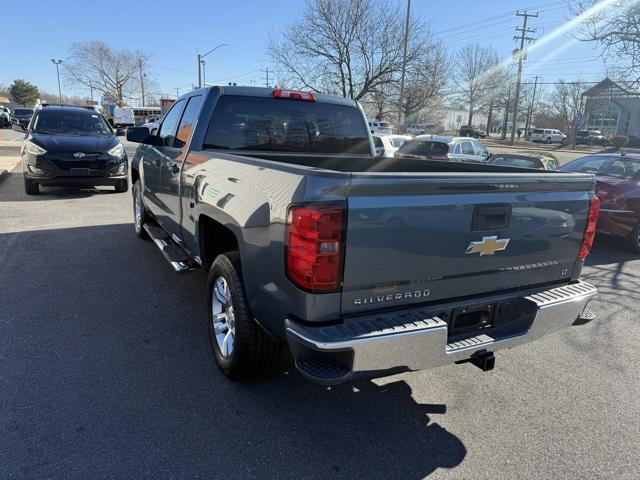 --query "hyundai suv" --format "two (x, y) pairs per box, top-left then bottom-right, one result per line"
(13, 105), (128, 195)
